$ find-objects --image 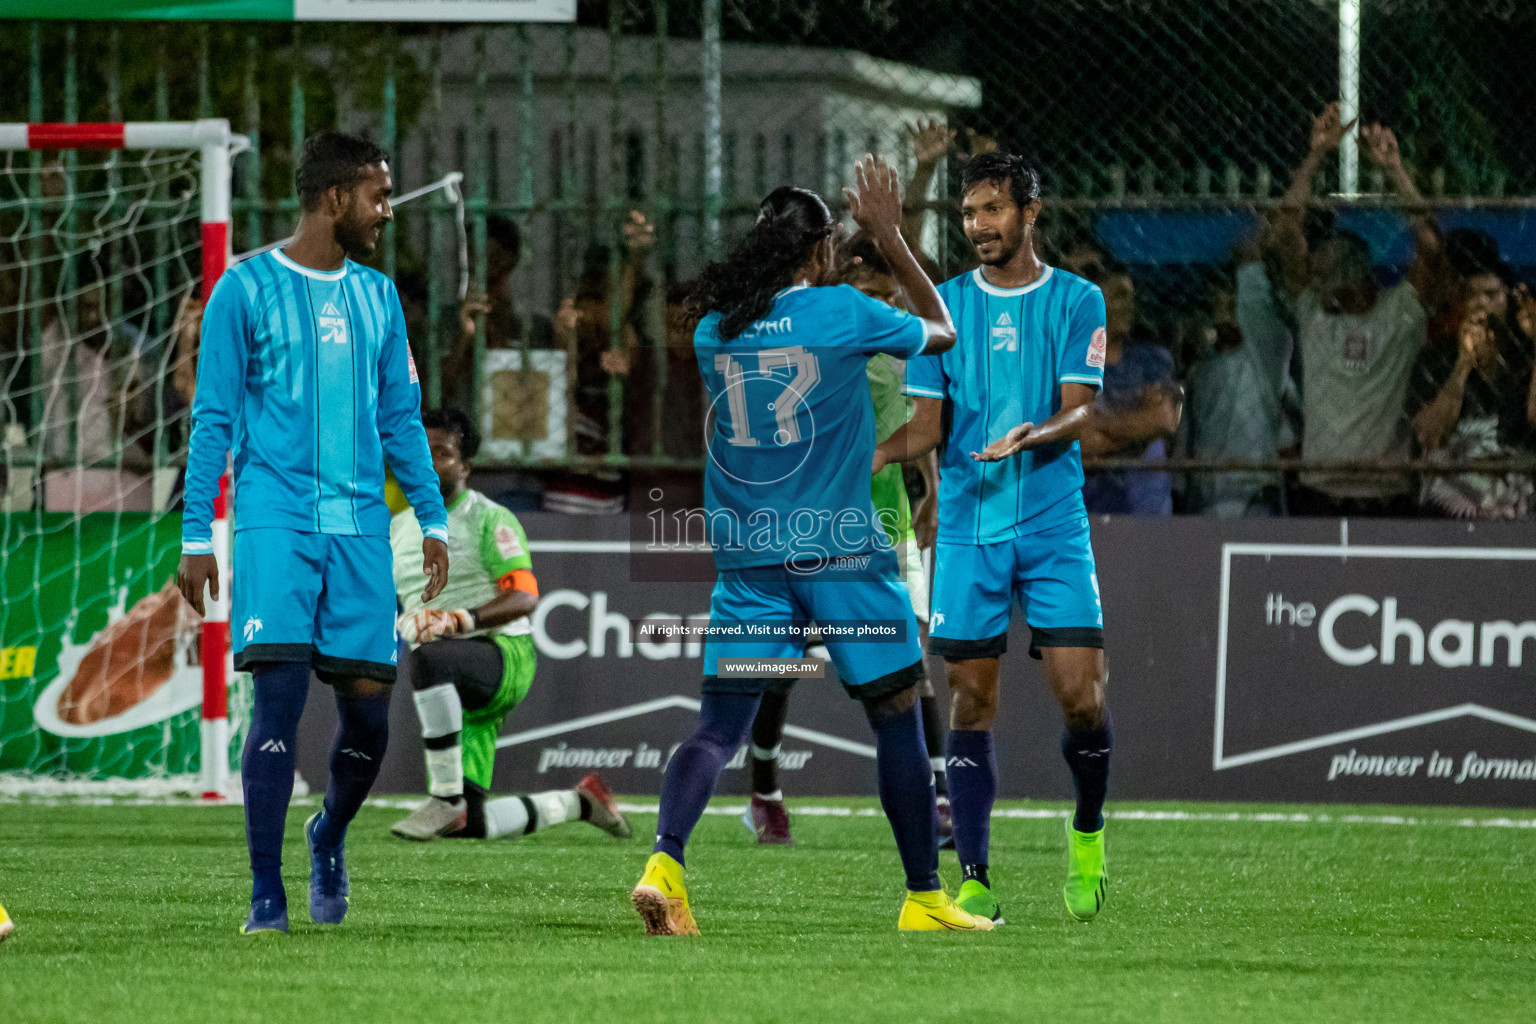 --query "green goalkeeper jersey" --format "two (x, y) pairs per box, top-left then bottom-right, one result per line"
(391, 488), (534, 645)
(867, 353), (913, 546)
